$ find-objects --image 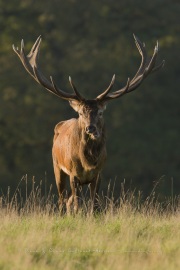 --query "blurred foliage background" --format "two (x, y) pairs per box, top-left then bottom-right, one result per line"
(0, 0), (179, 198)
